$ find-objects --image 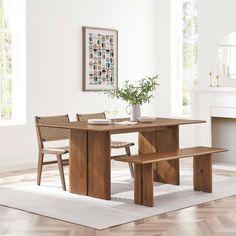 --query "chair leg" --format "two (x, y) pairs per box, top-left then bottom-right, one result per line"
(125, 146), (134, 178)
(57, 154), (66, 191)
(37, 152), (44, 185)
